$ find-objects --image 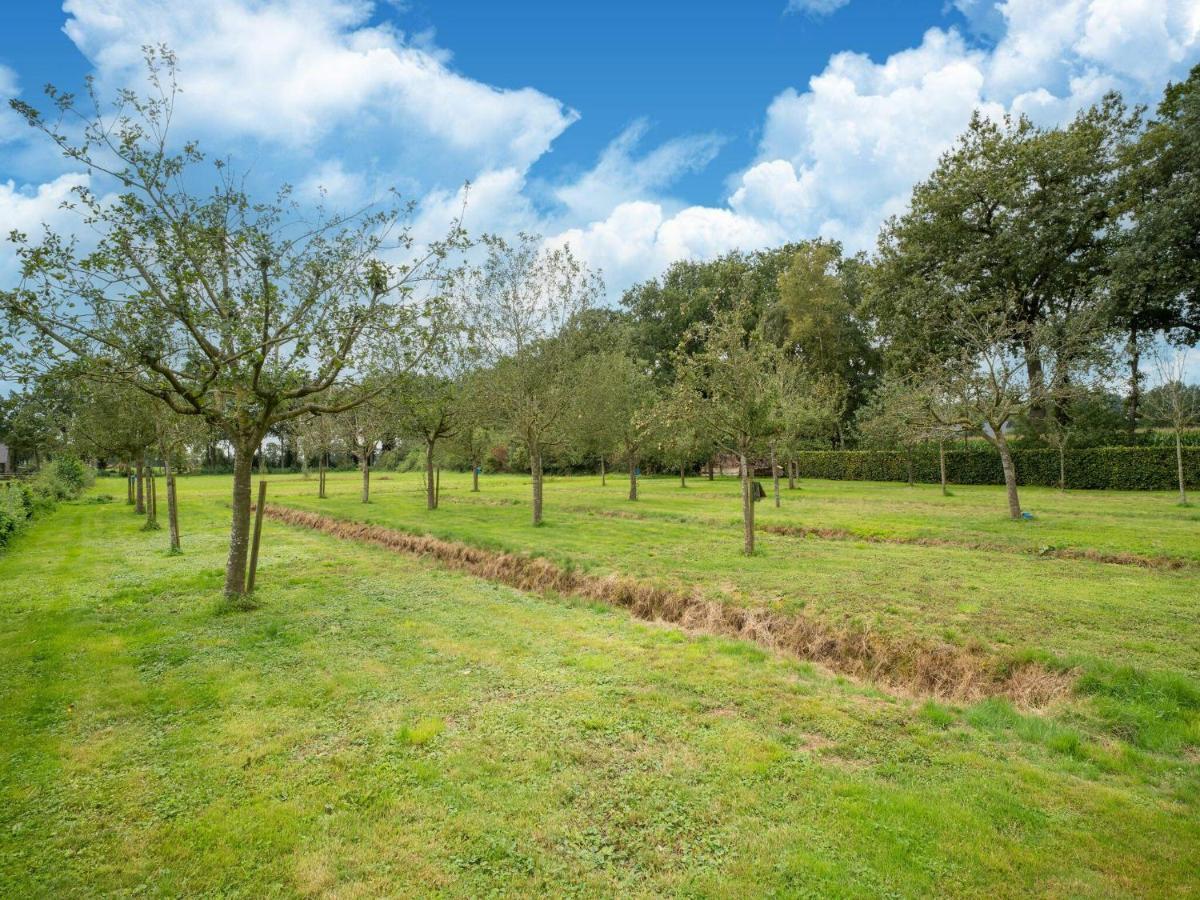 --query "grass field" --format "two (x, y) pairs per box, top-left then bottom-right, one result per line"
(268, 471), (1200, 677)
(1, 471), (1198, 896)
